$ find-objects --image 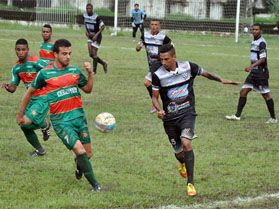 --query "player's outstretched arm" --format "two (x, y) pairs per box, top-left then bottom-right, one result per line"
(201, 71), (240, 85)
(81, 61), (94, 93)
(16, 86), (36, 125)
(1, 83), (17, 93)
